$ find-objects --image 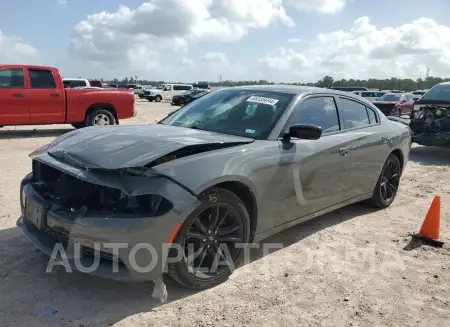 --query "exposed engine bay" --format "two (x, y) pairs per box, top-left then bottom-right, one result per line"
(409, 105), (450, 147)
(31, 160), (173, 216)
